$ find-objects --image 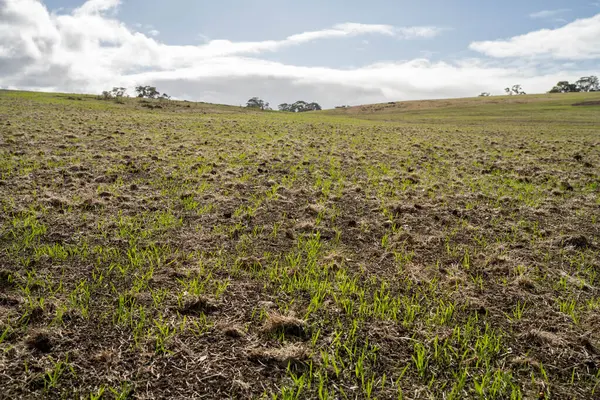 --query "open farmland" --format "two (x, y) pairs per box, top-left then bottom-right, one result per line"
(0, 90), (599, 399)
